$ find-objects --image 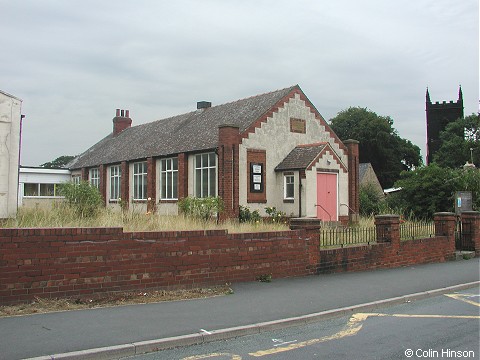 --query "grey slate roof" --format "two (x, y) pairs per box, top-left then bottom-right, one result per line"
(359, 163), (370, 182)
(69, 85), (298, 169)
(275, 143), (327, 171)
